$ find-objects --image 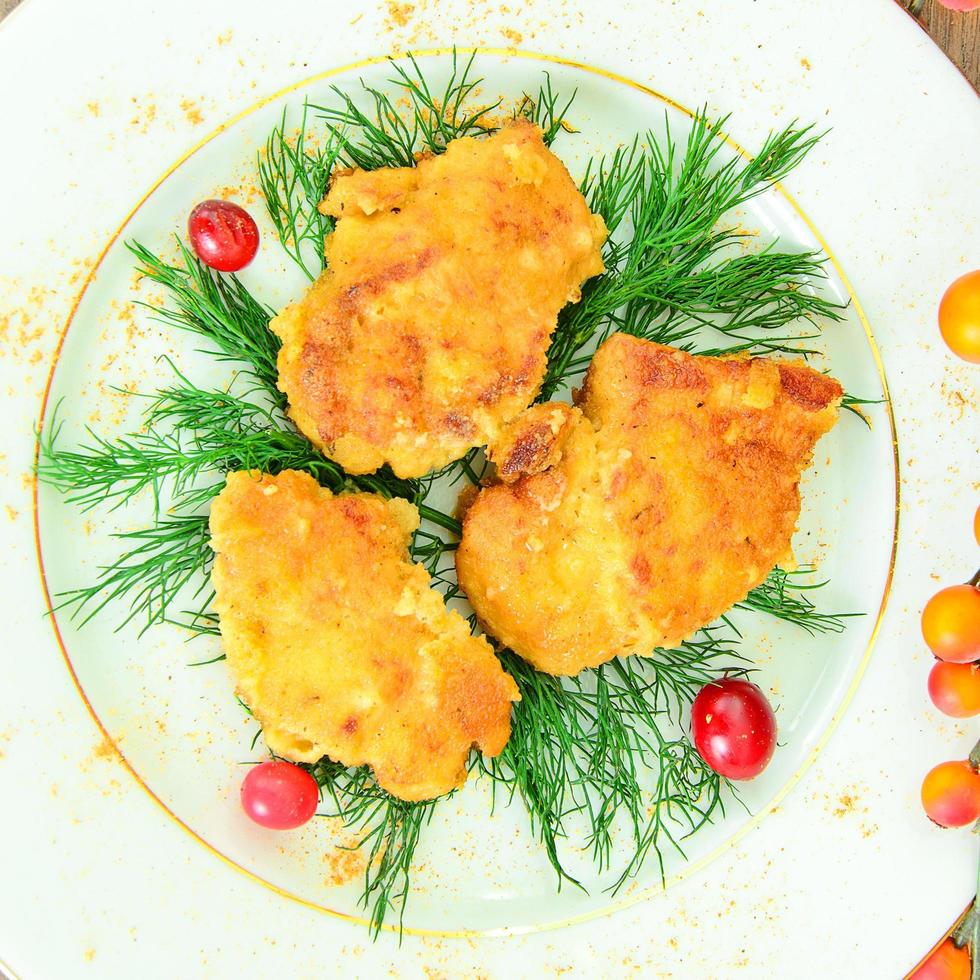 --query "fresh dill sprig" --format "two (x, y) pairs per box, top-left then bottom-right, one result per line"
(541, 115), (842, 399)
(841, 392), (882, 428)
(129, 240), (282, 399)
(38, 374), (408, 511)
(842, 393), (881, 410)
(739, 566), (860, 635)
(53, 513), (214, 634)
(312, 50), (501, 171)
(609, 734), (727, 891)
(310, 50), (571, 177)
(39, 383), (285, 515)
(513, 74), (578, 144)
(309, 758), (440, 938)
(258, 105), (341, 280)
(487, 634), (744, 888)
